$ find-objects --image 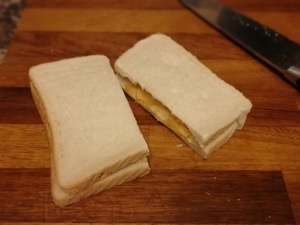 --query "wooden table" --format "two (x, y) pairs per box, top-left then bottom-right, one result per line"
(1, 0), (300, 224)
